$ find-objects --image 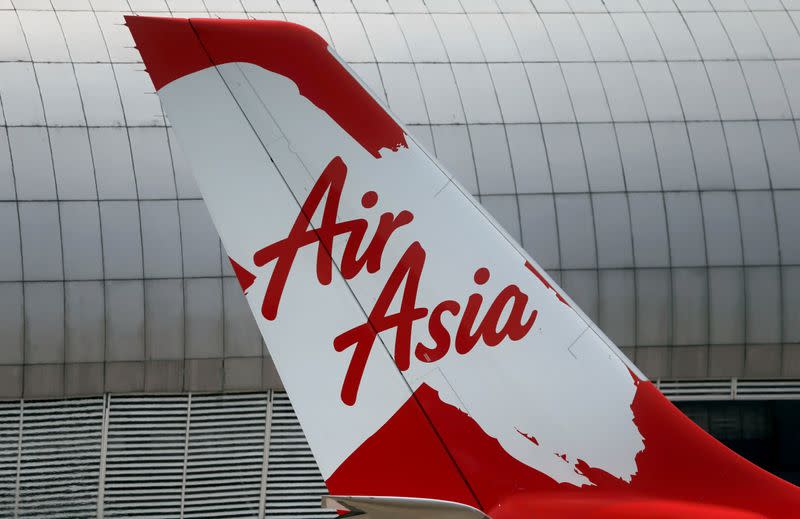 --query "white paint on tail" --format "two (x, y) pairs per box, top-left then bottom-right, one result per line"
(159, 61), (645, 486)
